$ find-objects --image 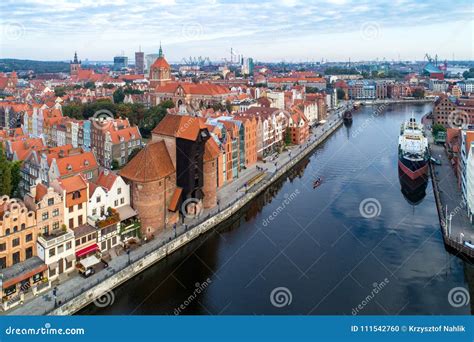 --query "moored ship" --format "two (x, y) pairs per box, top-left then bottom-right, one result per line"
(398, 117), (429, 180)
